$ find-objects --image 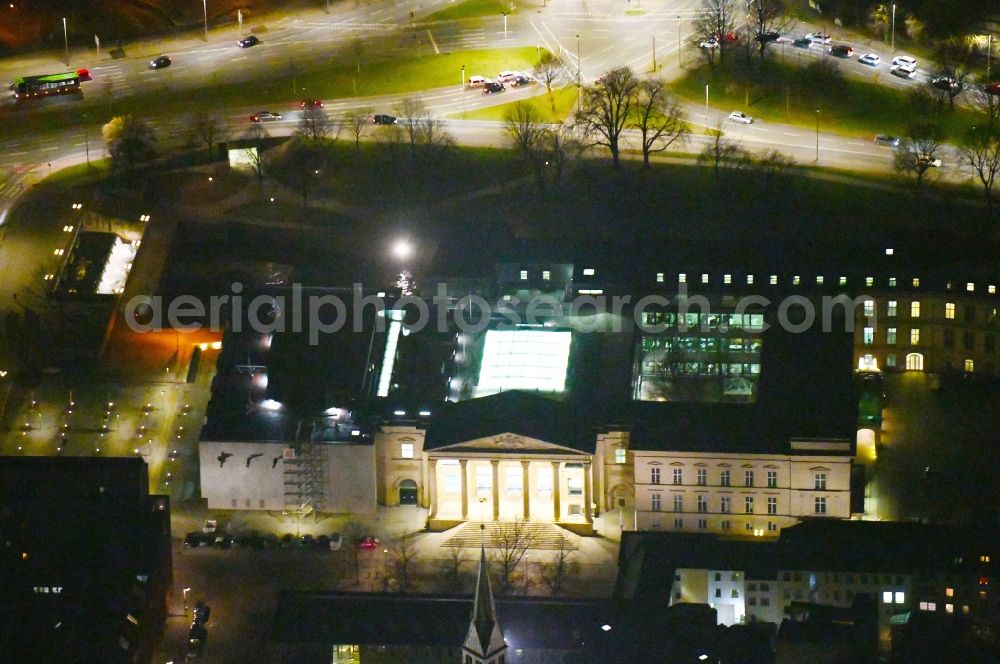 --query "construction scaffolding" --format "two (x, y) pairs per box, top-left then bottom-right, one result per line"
(282, 422), (327, 518)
